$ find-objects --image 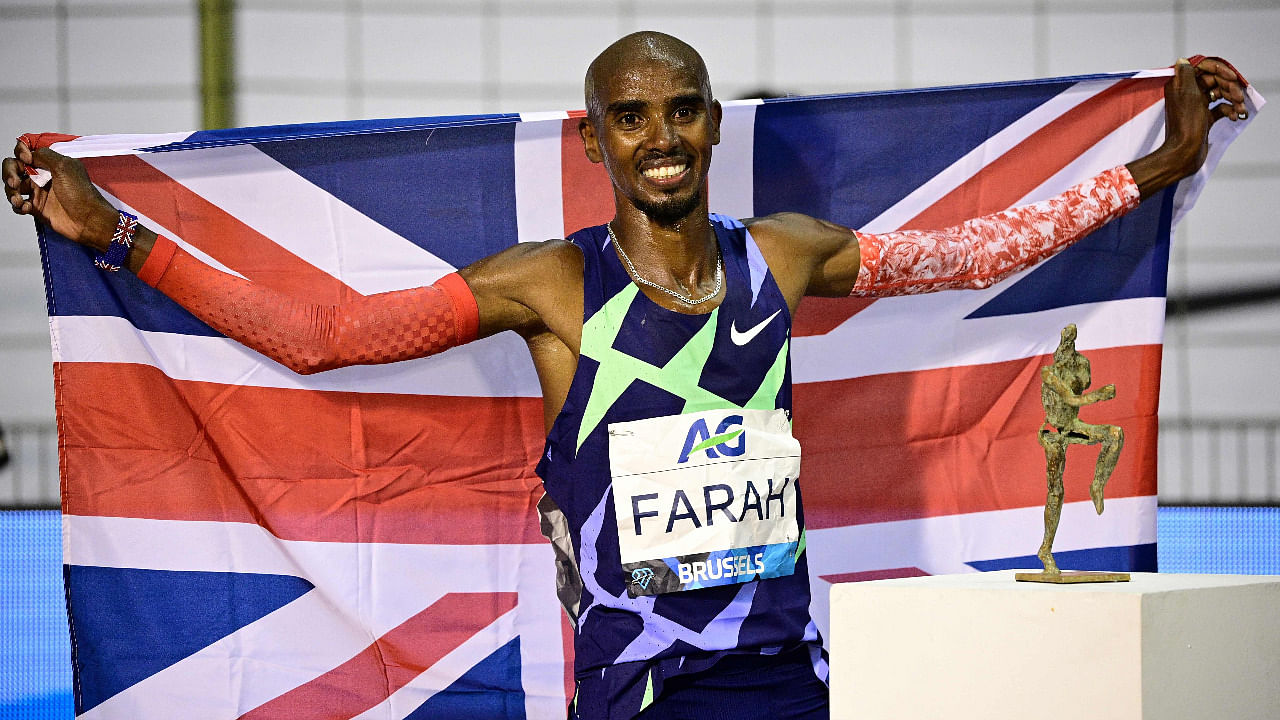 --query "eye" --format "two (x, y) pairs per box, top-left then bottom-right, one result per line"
(673, 107), (695, 121)
(617, 112), (641, 128)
